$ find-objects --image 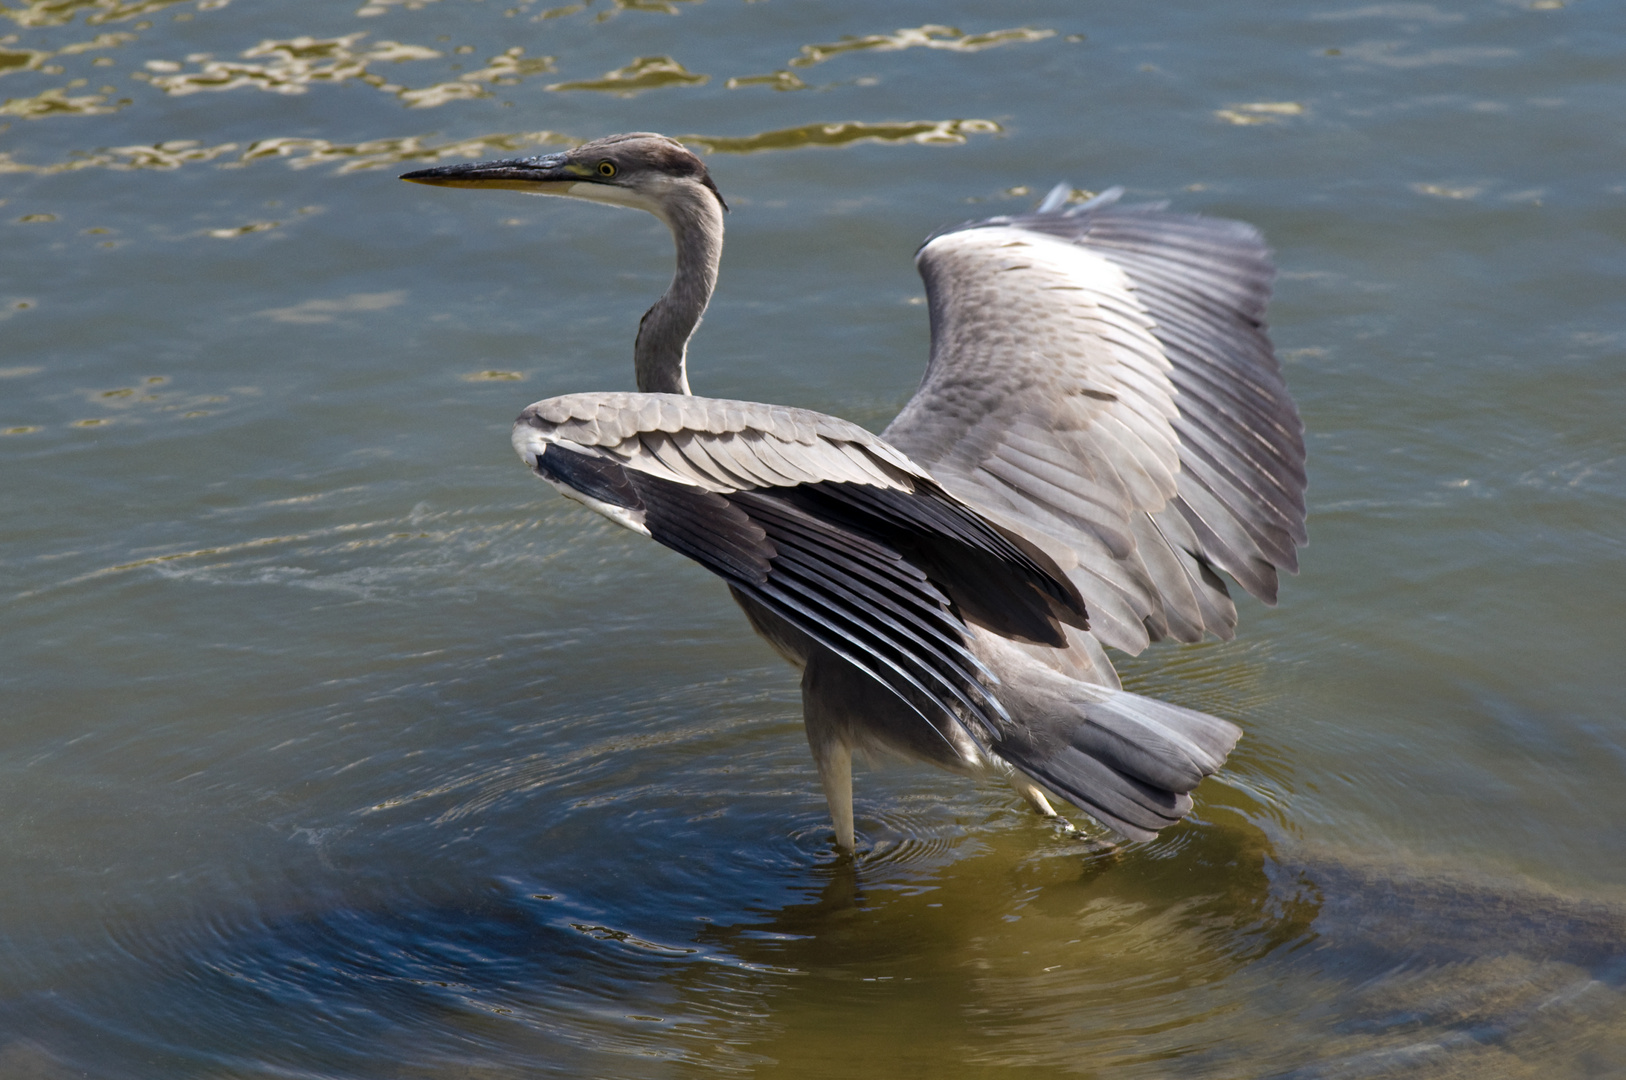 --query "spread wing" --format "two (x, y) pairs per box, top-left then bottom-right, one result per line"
(512, 392), (1089, 747)
(882, 189), (1307, 655)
